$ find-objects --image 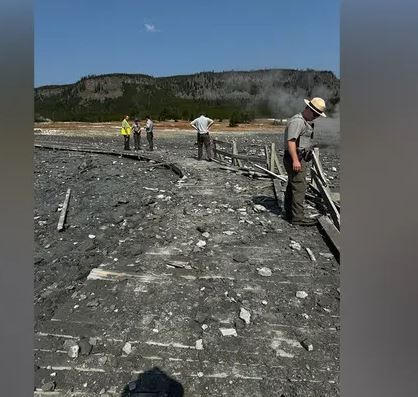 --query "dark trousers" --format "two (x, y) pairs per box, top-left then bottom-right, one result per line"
(197, 133), (212, 160)
(283, 153), (308, 221)
(133, 132), (141, 150)
(147, 132), (154, 151)
(123, 135), (130, 150)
